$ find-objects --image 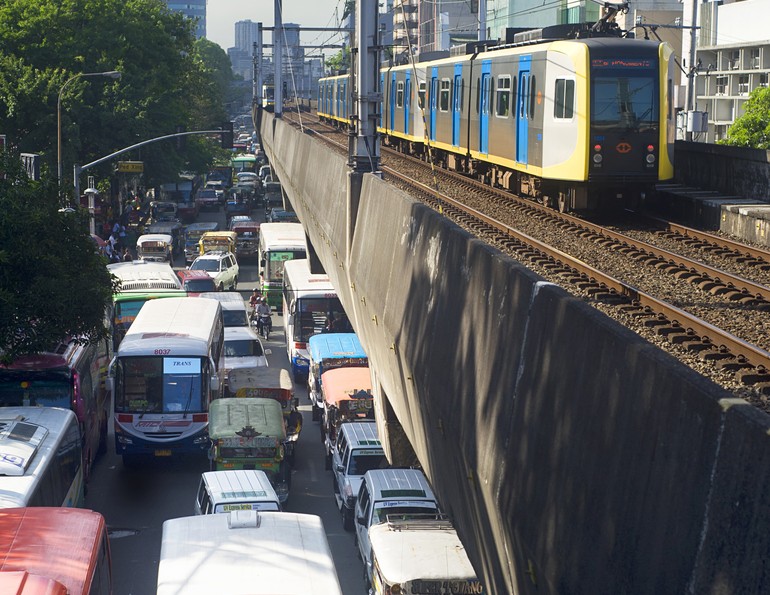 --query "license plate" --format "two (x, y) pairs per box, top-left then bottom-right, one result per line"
(155, 449), (172, 457)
